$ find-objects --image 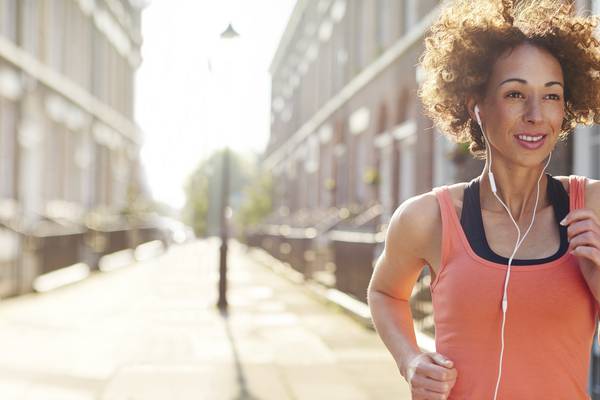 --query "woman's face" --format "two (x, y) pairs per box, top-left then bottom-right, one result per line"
(475, 42), (565, 167)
